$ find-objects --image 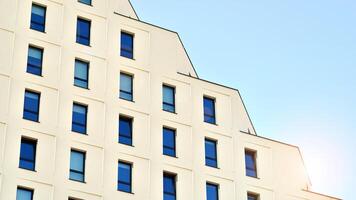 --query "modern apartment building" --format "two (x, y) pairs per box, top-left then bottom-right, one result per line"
(0, 0), (340, 199)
